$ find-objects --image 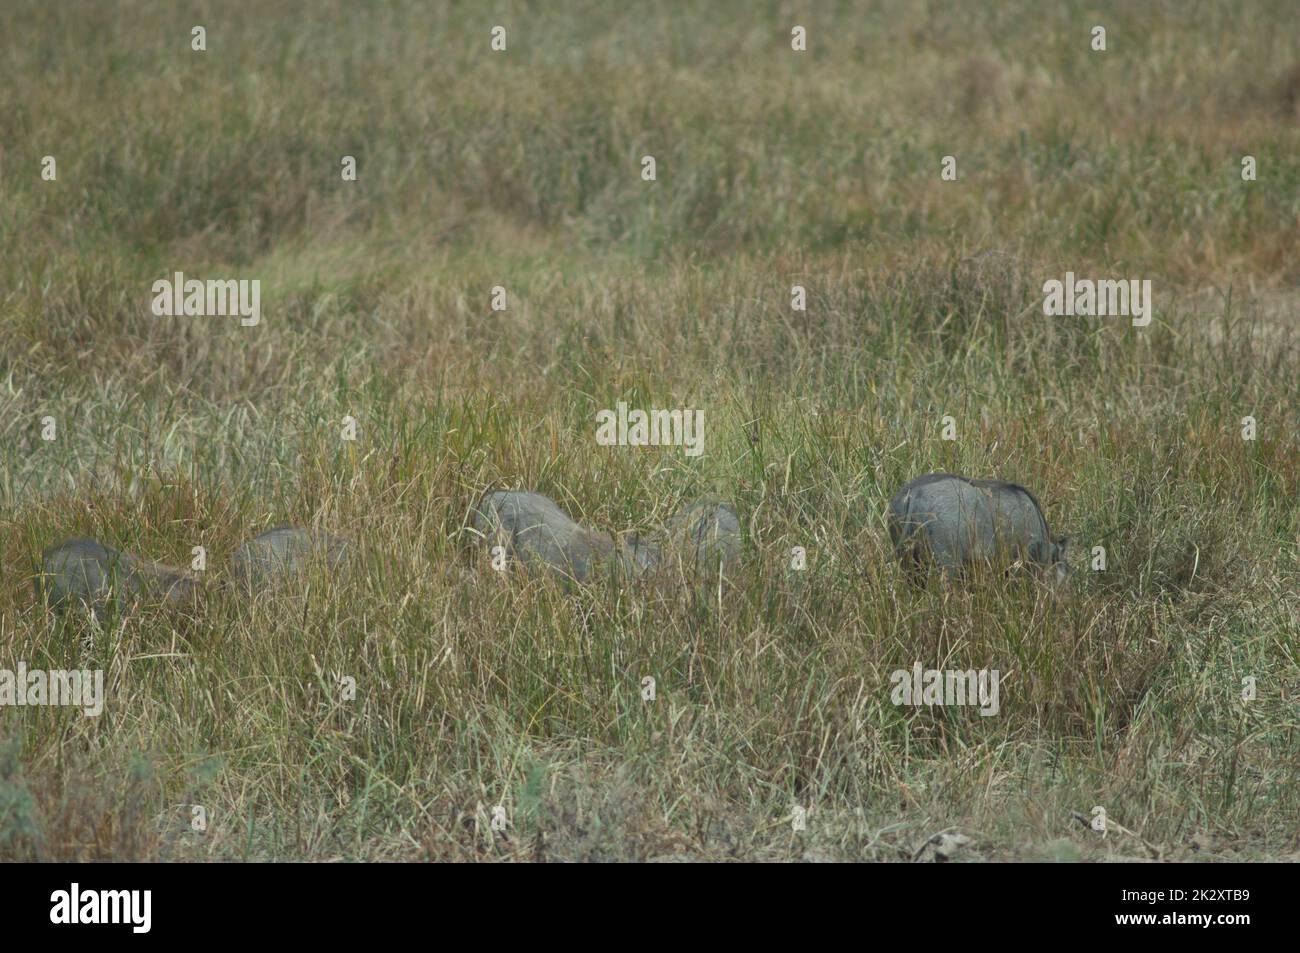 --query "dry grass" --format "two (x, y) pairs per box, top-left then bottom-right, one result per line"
(0, 0), (1297, 861)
